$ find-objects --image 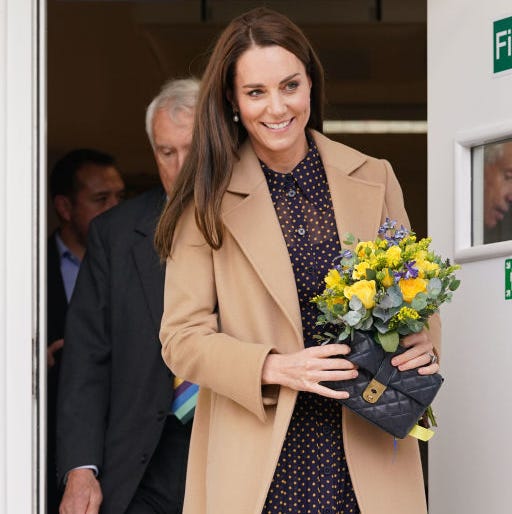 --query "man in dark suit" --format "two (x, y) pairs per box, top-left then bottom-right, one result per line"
(47, 149), (125, 513)
(57, 78), (199, 514)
